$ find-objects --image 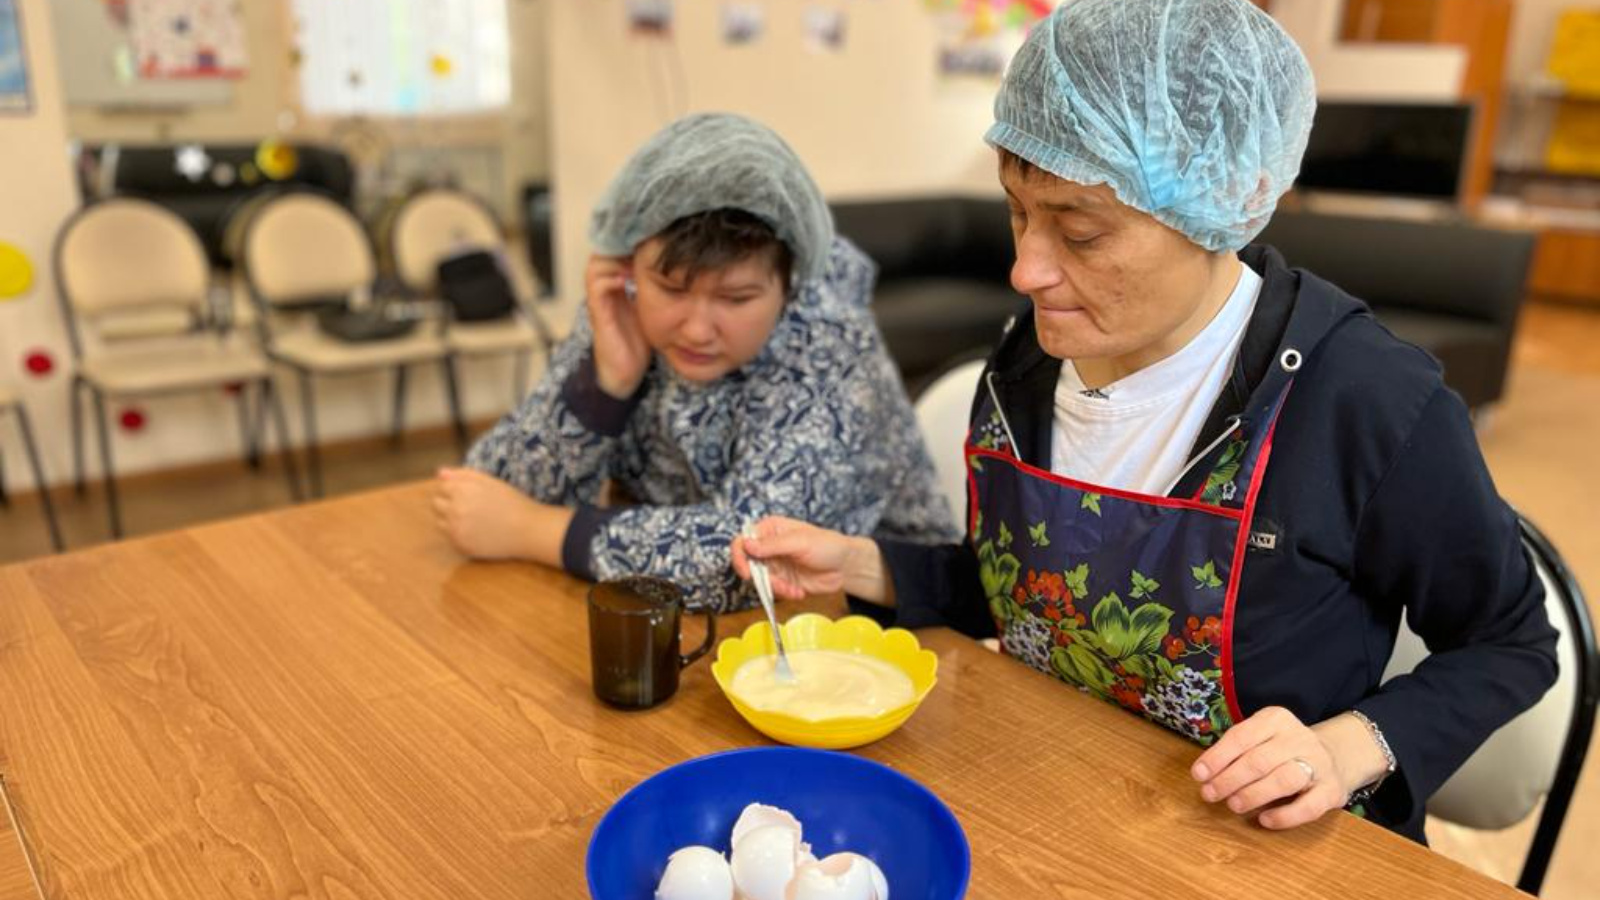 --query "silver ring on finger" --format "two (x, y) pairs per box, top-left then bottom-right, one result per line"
(1290, 756), (1317, 793)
